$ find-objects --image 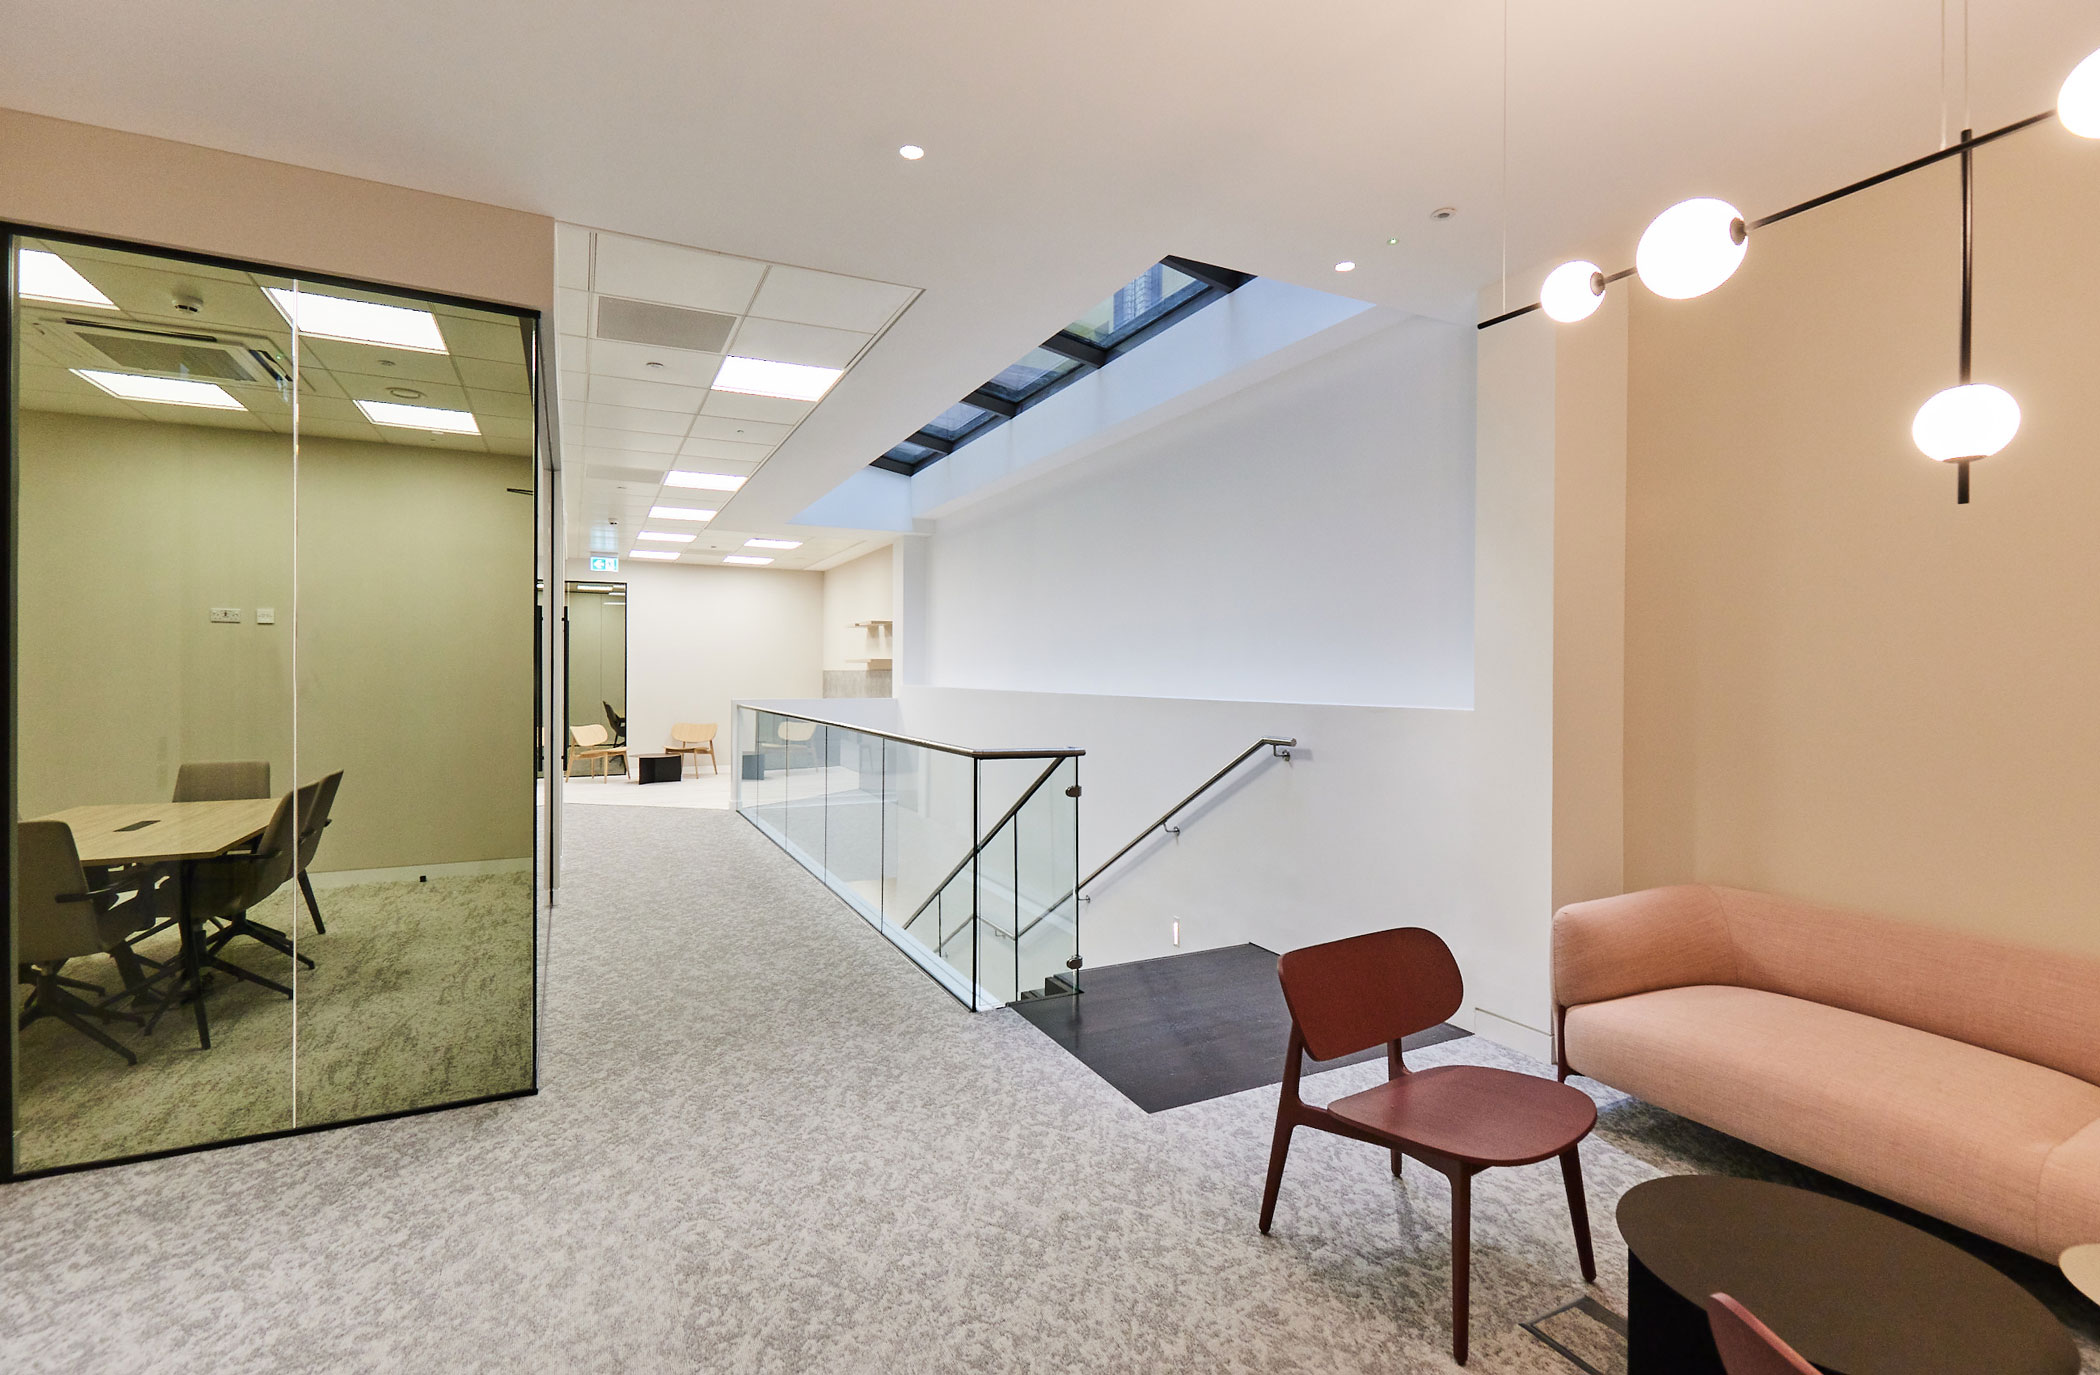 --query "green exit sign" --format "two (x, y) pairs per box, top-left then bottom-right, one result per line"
(589, 556), (618, 572)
